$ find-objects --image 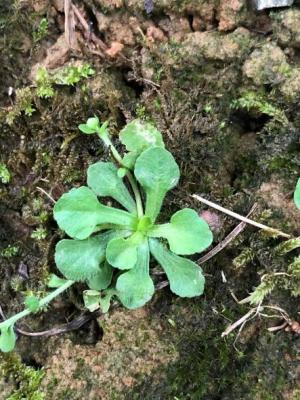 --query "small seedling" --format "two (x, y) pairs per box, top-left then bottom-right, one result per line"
(0, 118), (213, 352)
